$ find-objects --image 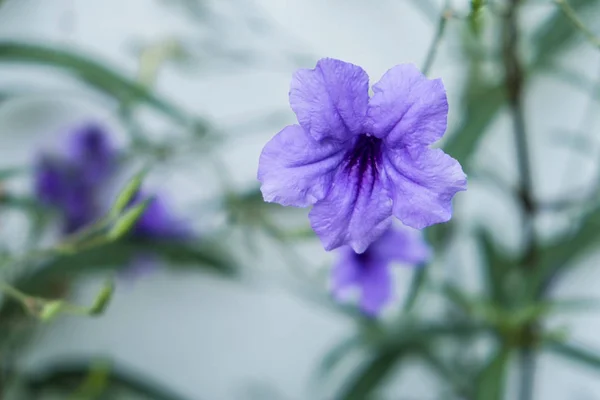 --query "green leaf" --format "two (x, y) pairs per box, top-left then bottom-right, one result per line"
(477, 229), (516, 306)
(535, 204), (600, 295)
(545, 339), (600, 371)
(402, 265), (427, 312)
(38, 300), (65, 322)
(0, 42), (203, 129)
(22, 359), (192, 400)
(531, 0), (599, 69)
(313, 335), (362, 384)
(109, 170), (148, 219)
(443, 0), (598, 166)
(89, 281), (114, 316)
(337, 347), (407, 400)
(22, 239), (237, 291)
(475, 347), (511, 400)
(107, 199), (151, 241)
